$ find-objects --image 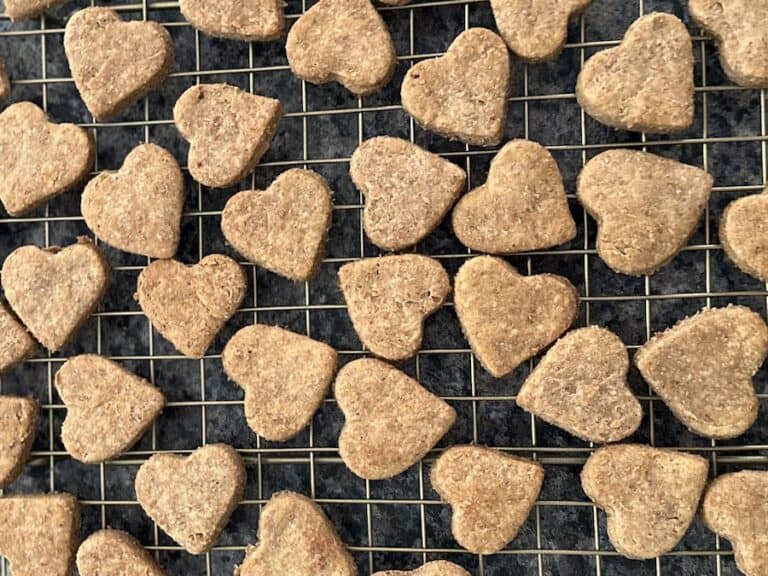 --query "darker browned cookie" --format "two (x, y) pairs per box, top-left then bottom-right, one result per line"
(4, 0), (69, 19)
(373, 562), (470, 576)
(77, 529), (165, 576)
(720, 186), (768, 282)
(179, 0), (284, 41)
(0, 57), (9, 101)
(0, 396), (38, 489)
(0, 302), (36, 374)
